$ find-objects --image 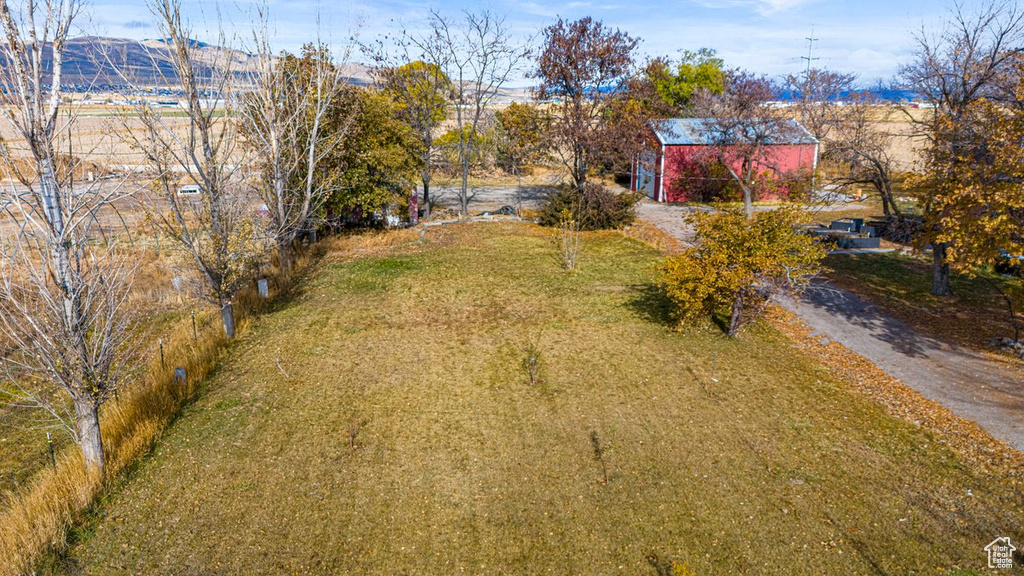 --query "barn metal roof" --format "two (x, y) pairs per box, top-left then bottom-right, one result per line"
(652, 118), (818, 146)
